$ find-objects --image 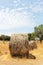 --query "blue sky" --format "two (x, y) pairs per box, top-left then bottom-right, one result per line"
(0, 0), (43, 35)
